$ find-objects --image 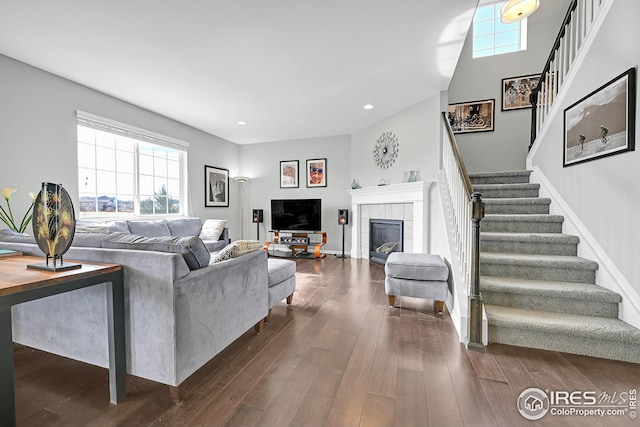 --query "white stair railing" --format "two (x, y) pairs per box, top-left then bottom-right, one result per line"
(530, 0), (612, 149)
(441, 112), (484, 350)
